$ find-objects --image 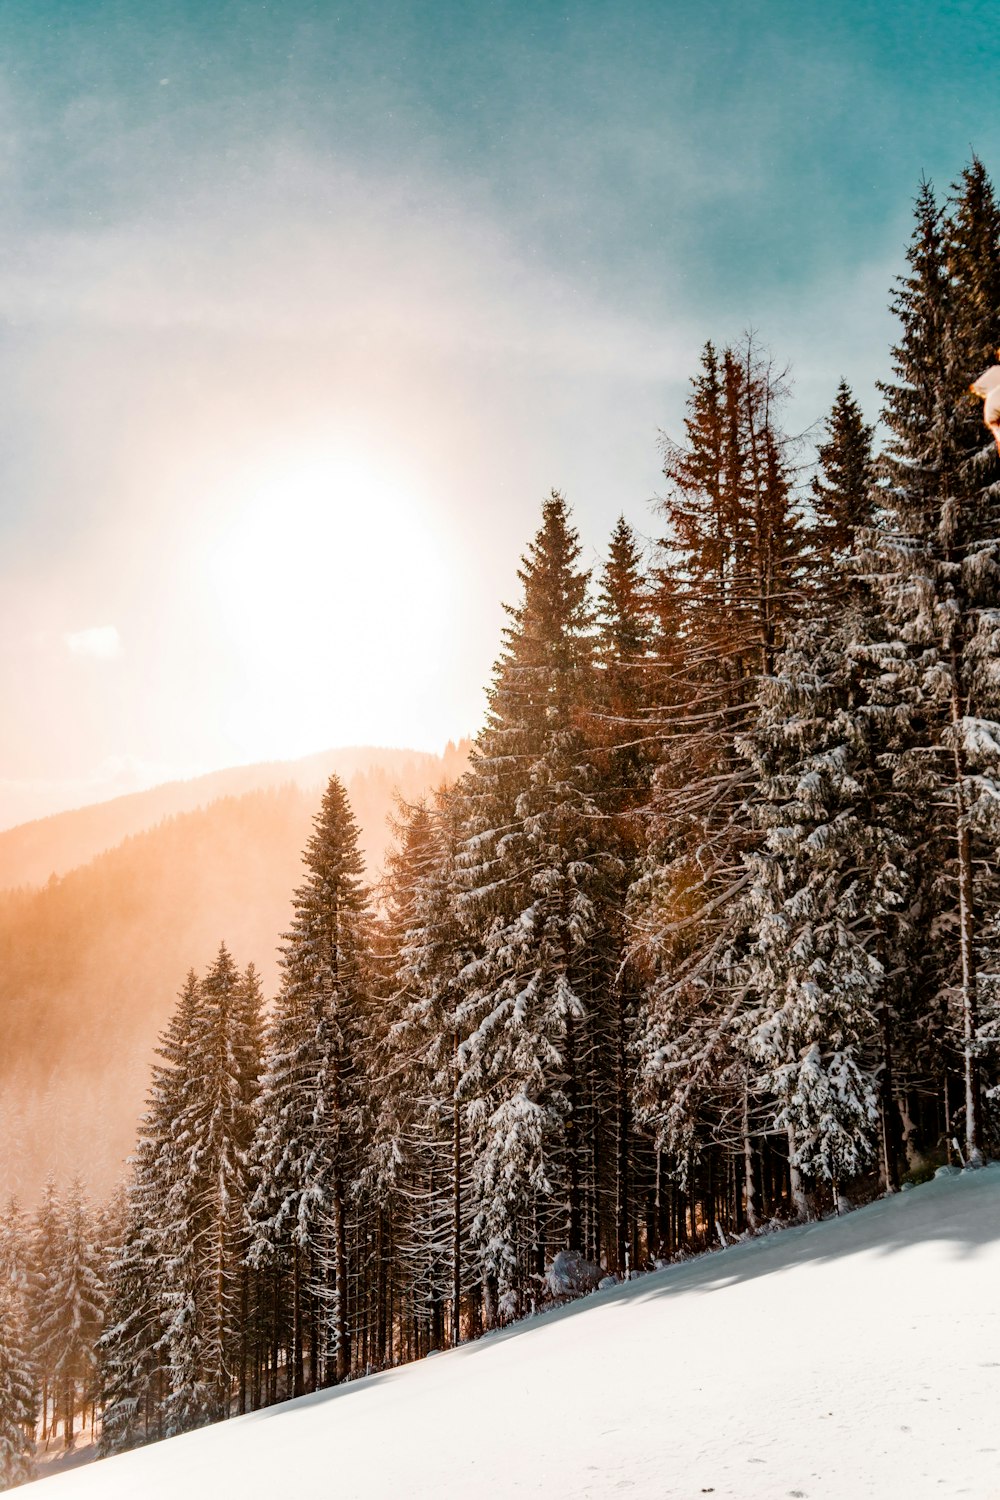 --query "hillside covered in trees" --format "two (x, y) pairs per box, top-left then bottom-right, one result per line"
(0, 745), (470, 1204)
(3, 157), (1000, 1487)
